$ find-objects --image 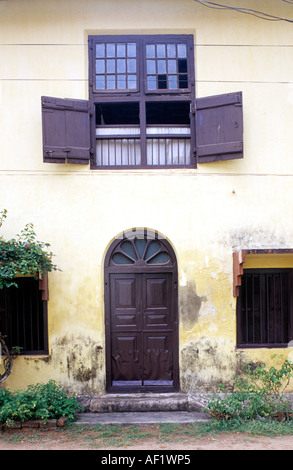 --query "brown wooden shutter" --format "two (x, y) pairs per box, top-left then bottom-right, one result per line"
(195, 91), (243, 163)
(41, 96), (91, 164)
